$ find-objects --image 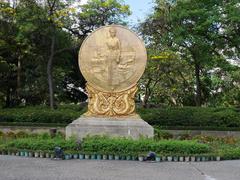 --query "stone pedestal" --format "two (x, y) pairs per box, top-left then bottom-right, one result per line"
(65, 116), (154, 140)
